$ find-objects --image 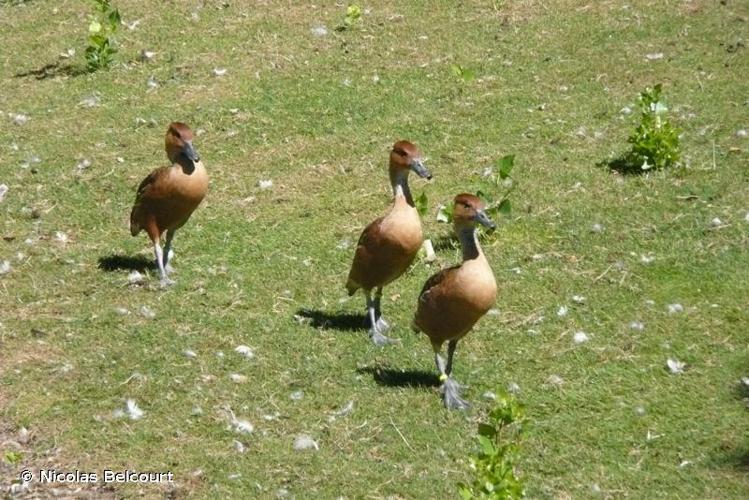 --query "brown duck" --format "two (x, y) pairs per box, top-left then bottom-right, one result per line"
(346, 141), (432, 345)
(412, 194), (497, 409)
(130, 122), (208, 286)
